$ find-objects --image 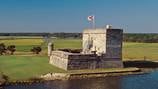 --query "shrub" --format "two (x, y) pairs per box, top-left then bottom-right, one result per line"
(7, 45), (16, 55)
(31, 46), (42, 54)
(0, 43), (6, 55)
